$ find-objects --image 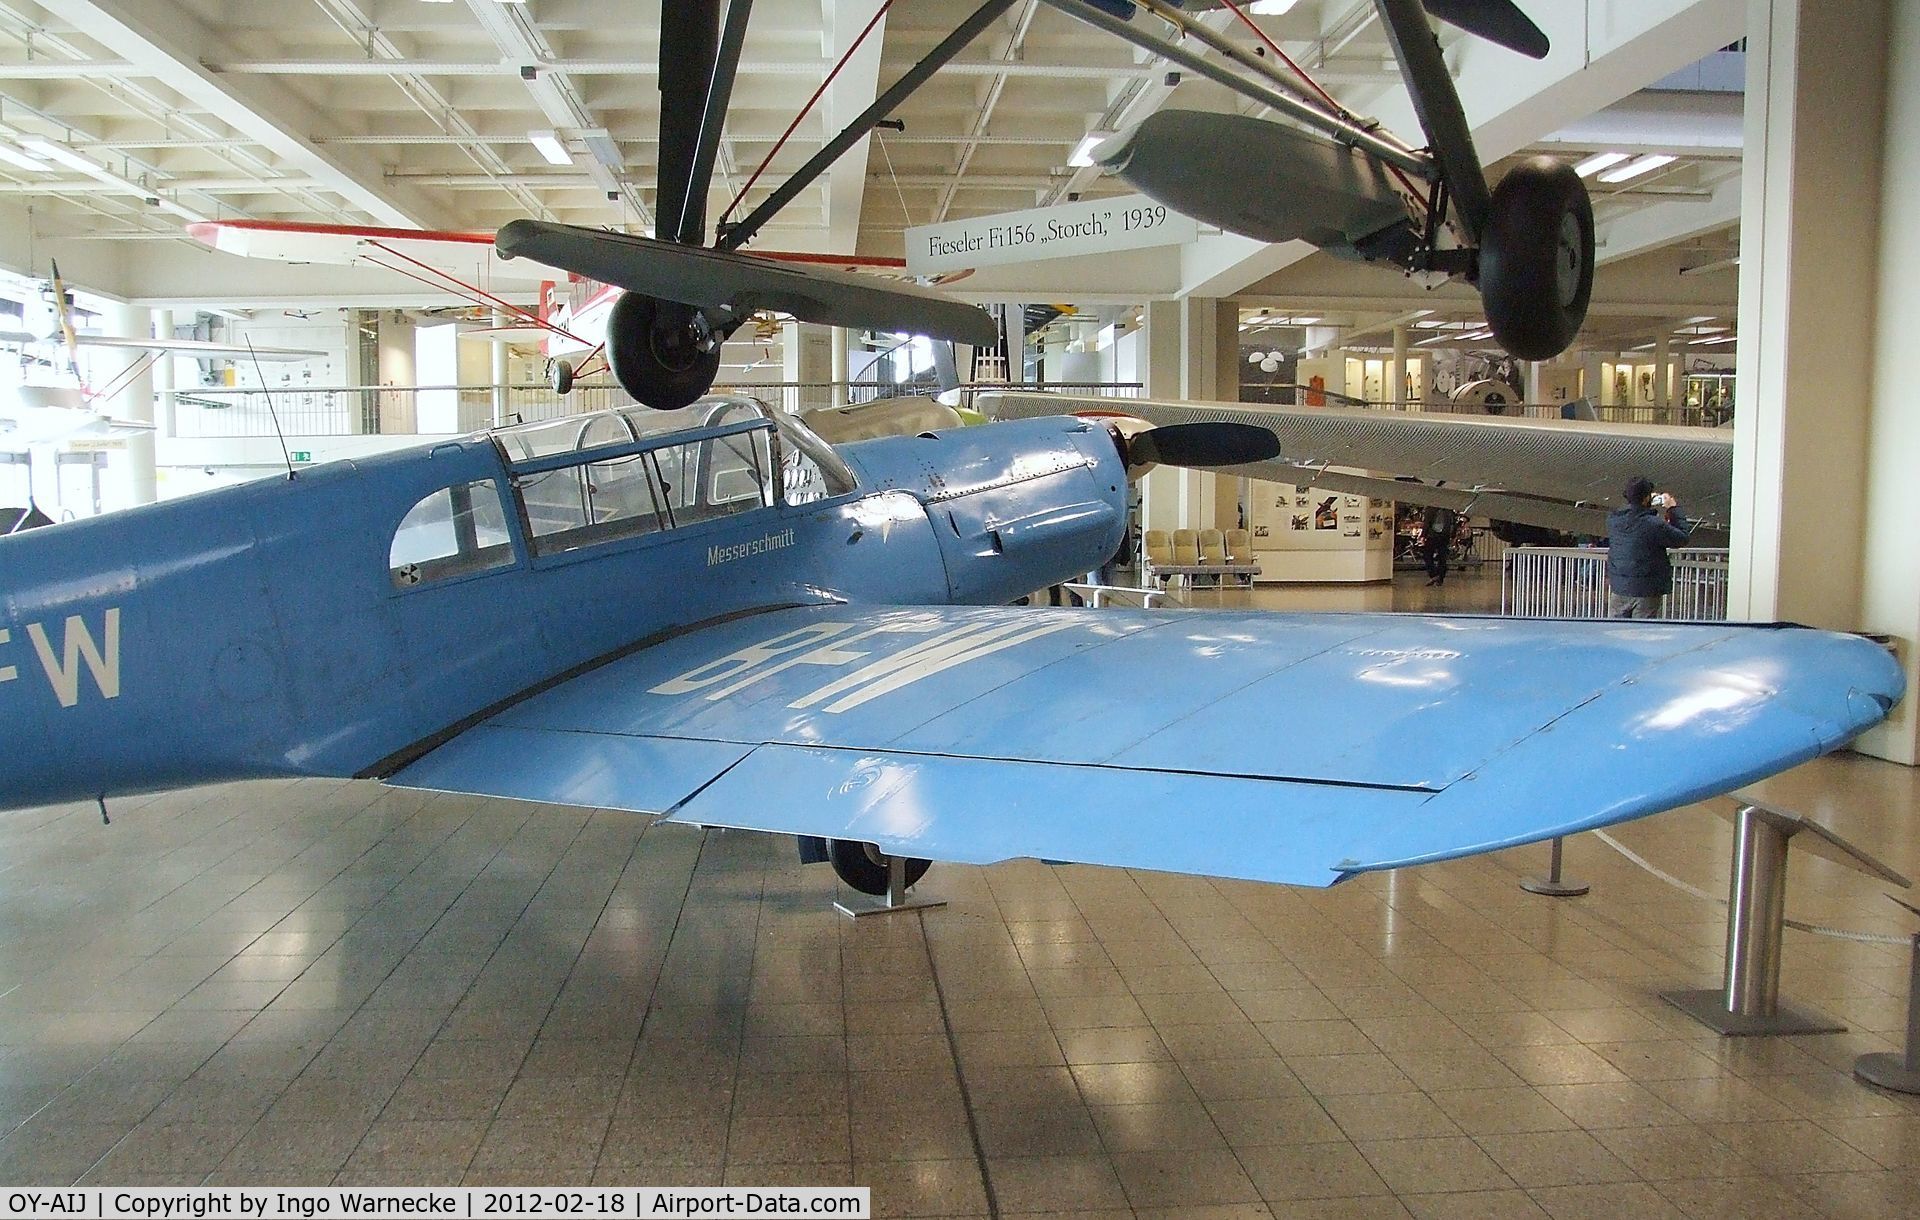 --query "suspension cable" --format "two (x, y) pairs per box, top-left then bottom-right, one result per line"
(719, 0), (896, 229)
